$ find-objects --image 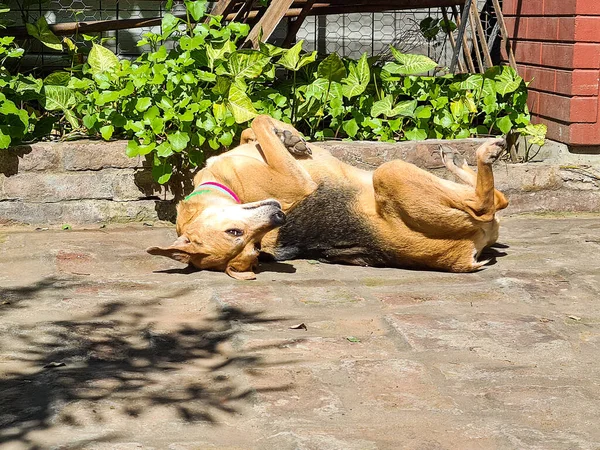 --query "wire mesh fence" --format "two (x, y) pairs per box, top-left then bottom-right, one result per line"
(4, 0), (501, 70)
